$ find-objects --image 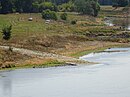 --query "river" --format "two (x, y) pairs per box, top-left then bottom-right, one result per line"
(0, 48), (130, 97)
